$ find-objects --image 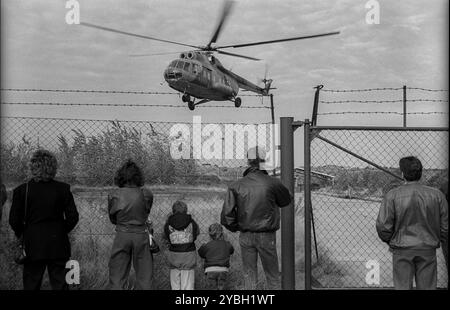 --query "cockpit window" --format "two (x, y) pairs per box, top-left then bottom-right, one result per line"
(223, 76), (230, 86)
(170, 60), (178, 67)
(183, 62), (191, 72)
(176, 61), (184, 69)
(192, 63), (199, 74)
